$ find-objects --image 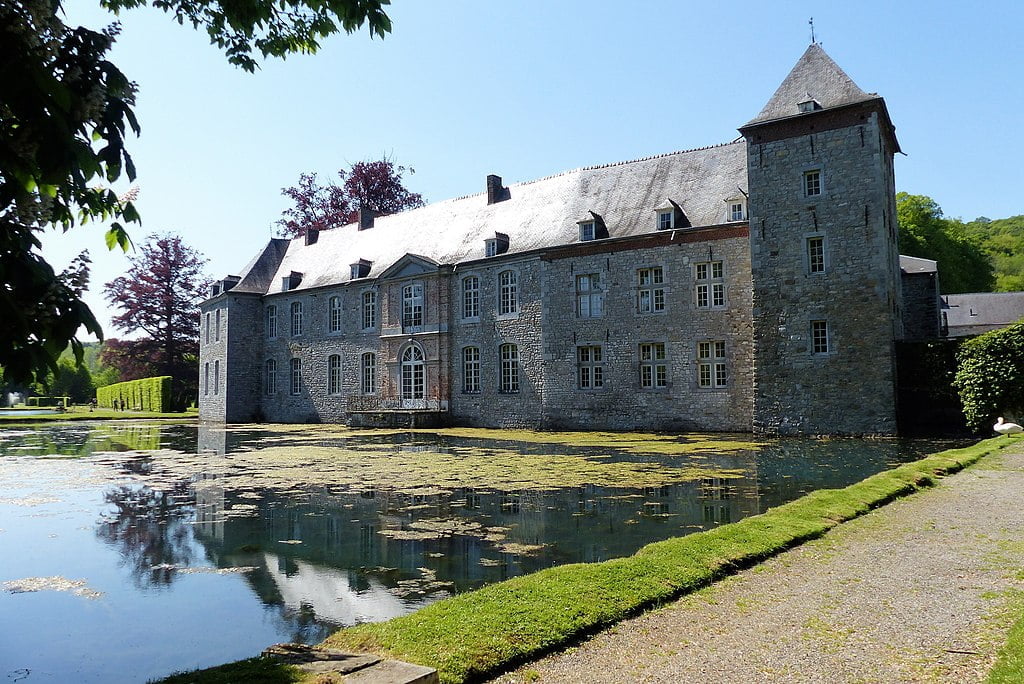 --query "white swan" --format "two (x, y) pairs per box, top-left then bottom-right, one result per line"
(994, 417), (1023, 435)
